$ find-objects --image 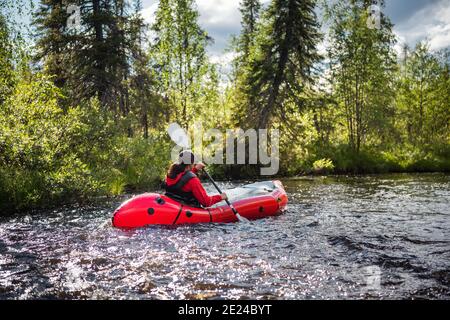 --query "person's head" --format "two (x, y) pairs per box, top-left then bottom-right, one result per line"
(167, 150), (196, 178)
